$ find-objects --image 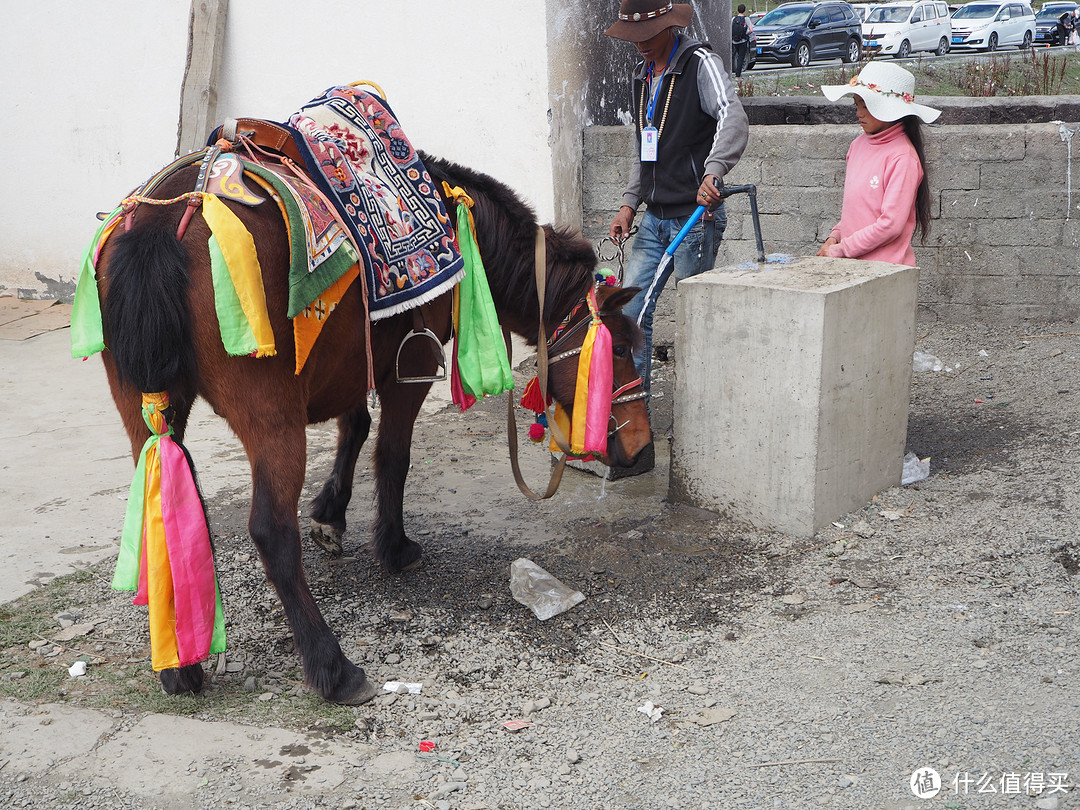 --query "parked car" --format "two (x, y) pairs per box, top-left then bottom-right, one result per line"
(950, 1), (1037, 50)
(862, 1), (953, 56)
(748, 10), (768, 26)
(851, 3), (877, 20)
(1034, 2), (1078, 44)
(752, 1), (863, 67)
